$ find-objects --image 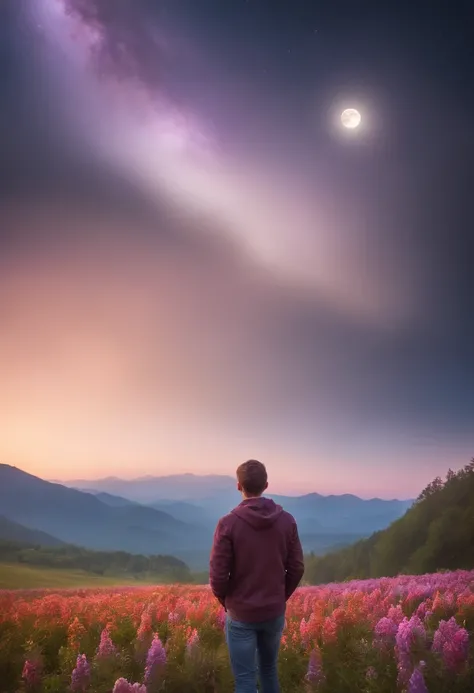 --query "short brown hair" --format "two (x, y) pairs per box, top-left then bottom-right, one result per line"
(236, 459), (268, 496)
